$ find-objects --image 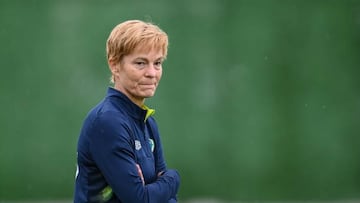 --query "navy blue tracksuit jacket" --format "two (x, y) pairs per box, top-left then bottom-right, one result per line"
(74, 87), (180, 203)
